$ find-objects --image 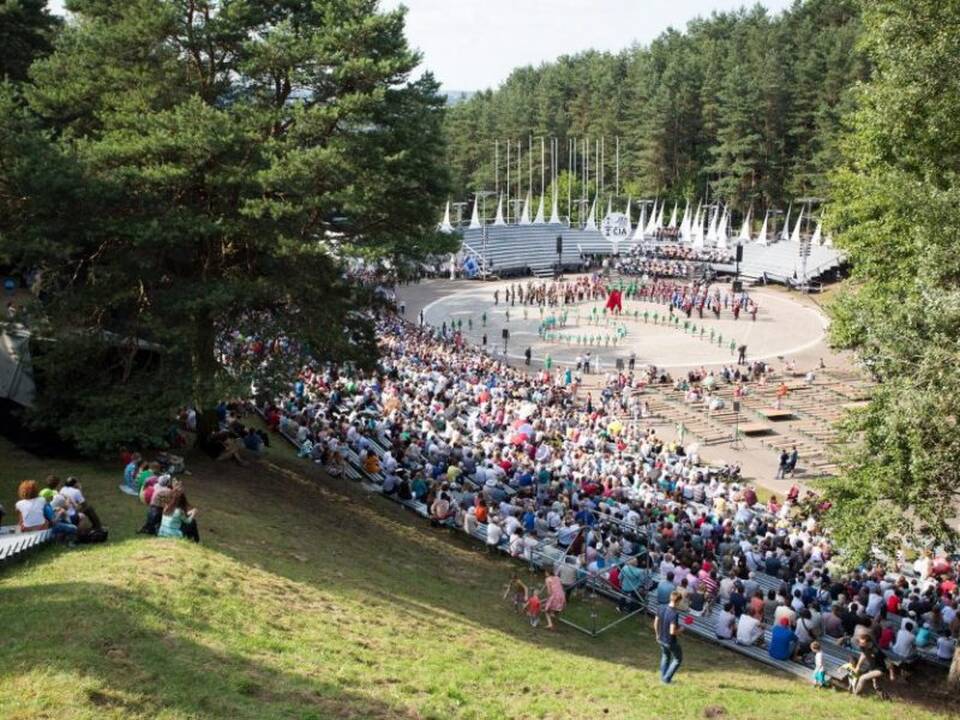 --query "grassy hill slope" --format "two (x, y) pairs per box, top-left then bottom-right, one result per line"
(0, 437), (953, 720)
